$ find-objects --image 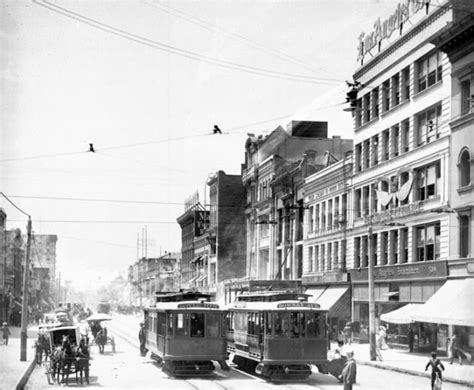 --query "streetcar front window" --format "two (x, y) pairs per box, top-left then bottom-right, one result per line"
(190, 313), (205, 337)
(175, 313), (186, 336)
(306, 312), (321, 337)
(274, 312), (289, 337)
